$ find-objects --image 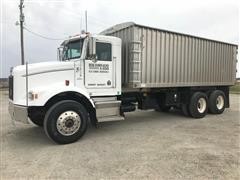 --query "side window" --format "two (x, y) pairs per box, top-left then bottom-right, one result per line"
(96, 42), (112, 61)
